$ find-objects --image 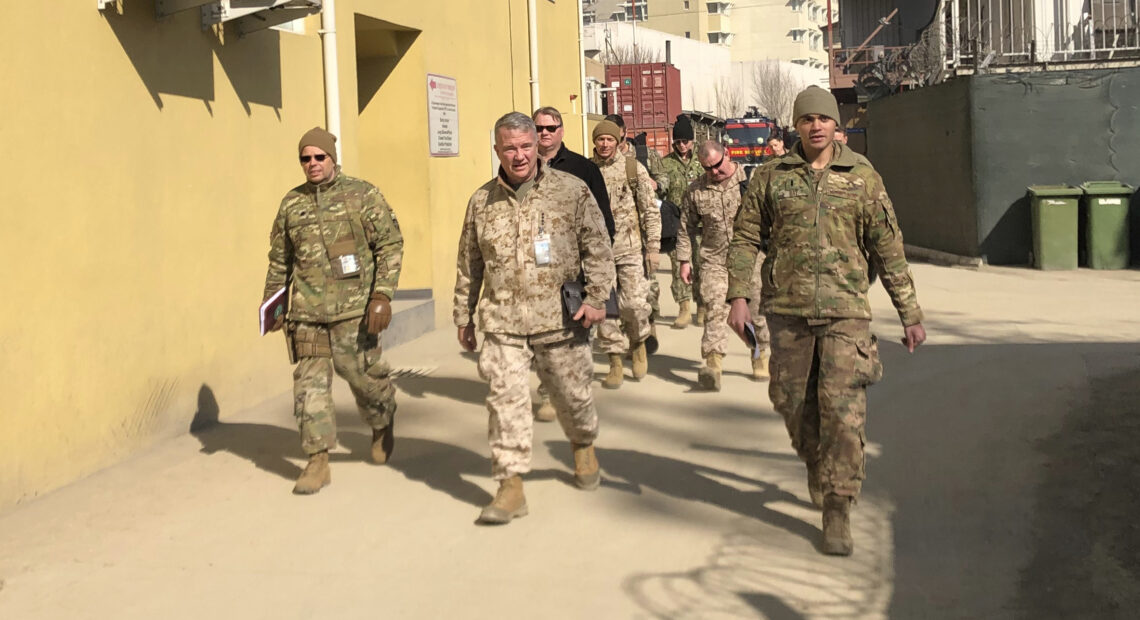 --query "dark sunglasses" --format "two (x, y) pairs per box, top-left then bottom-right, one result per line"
(701, 153), (725, 171)
(536, 124), (562, 133)
(299, 154), (329, 163)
